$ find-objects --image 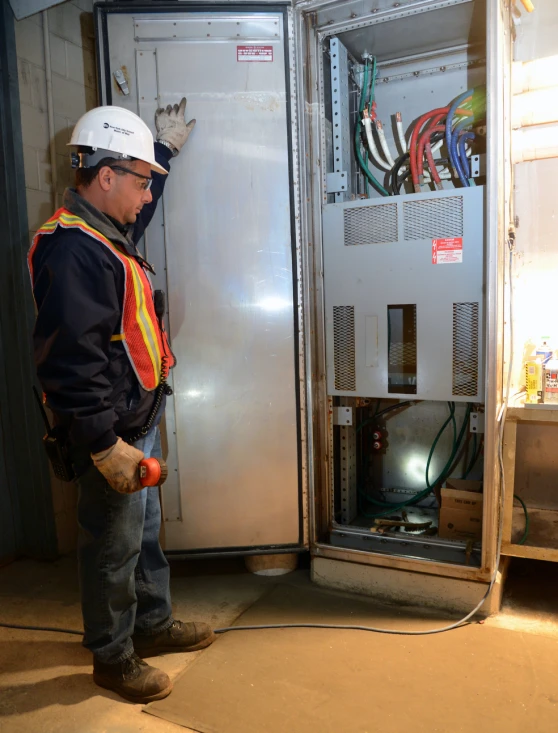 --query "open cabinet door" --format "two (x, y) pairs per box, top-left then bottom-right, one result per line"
(291, 0), (512, 584)
(95, 5), (304, 554)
